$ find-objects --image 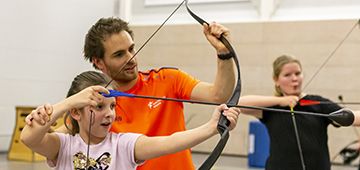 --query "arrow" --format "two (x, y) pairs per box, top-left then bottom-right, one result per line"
(103, 90), (354, 126)
(299, 99), (360, 106)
